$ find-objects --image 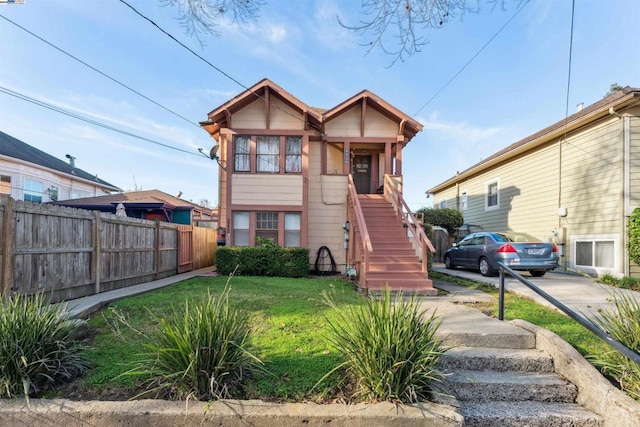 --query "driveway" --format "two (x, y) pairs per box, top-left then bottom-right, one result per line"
(431, 263), (640, 321)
